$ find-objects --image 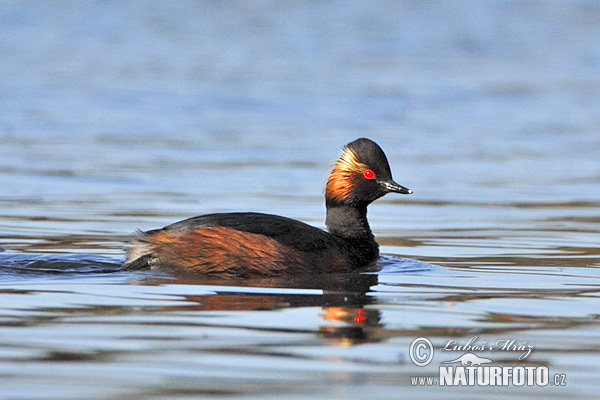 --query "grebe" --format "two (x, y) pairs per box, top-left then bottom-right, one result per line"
(125, 138), (412, 277)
